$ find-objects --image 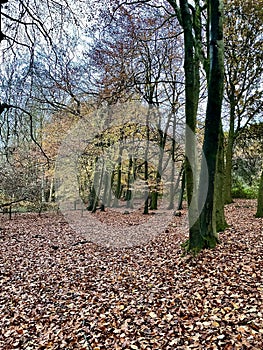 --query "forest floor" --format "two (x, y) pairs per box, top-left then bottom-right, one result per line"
(0, 199), (262, 349)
